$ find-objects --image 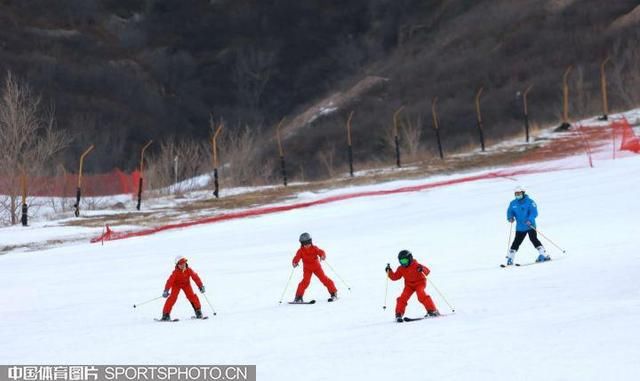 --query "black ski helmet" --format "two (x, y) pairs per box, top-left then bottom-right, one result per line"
(398, 250), (413, 267)
(299, 232), (312, 244)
